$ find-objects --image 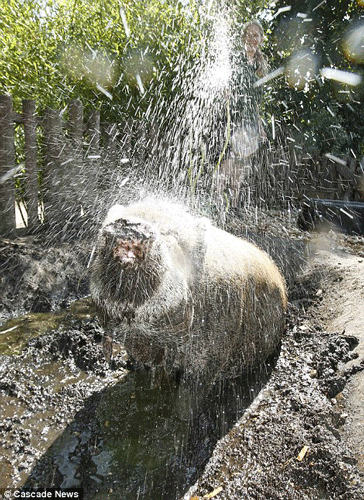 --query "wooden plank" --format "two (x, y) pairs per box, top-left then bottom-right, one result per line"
(43, 107), (63, 227)
(23, 99), (39, 231)
(69, 99), (83, 149)
(88, 110), (100, 154)
(0, 95), (16, 236)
